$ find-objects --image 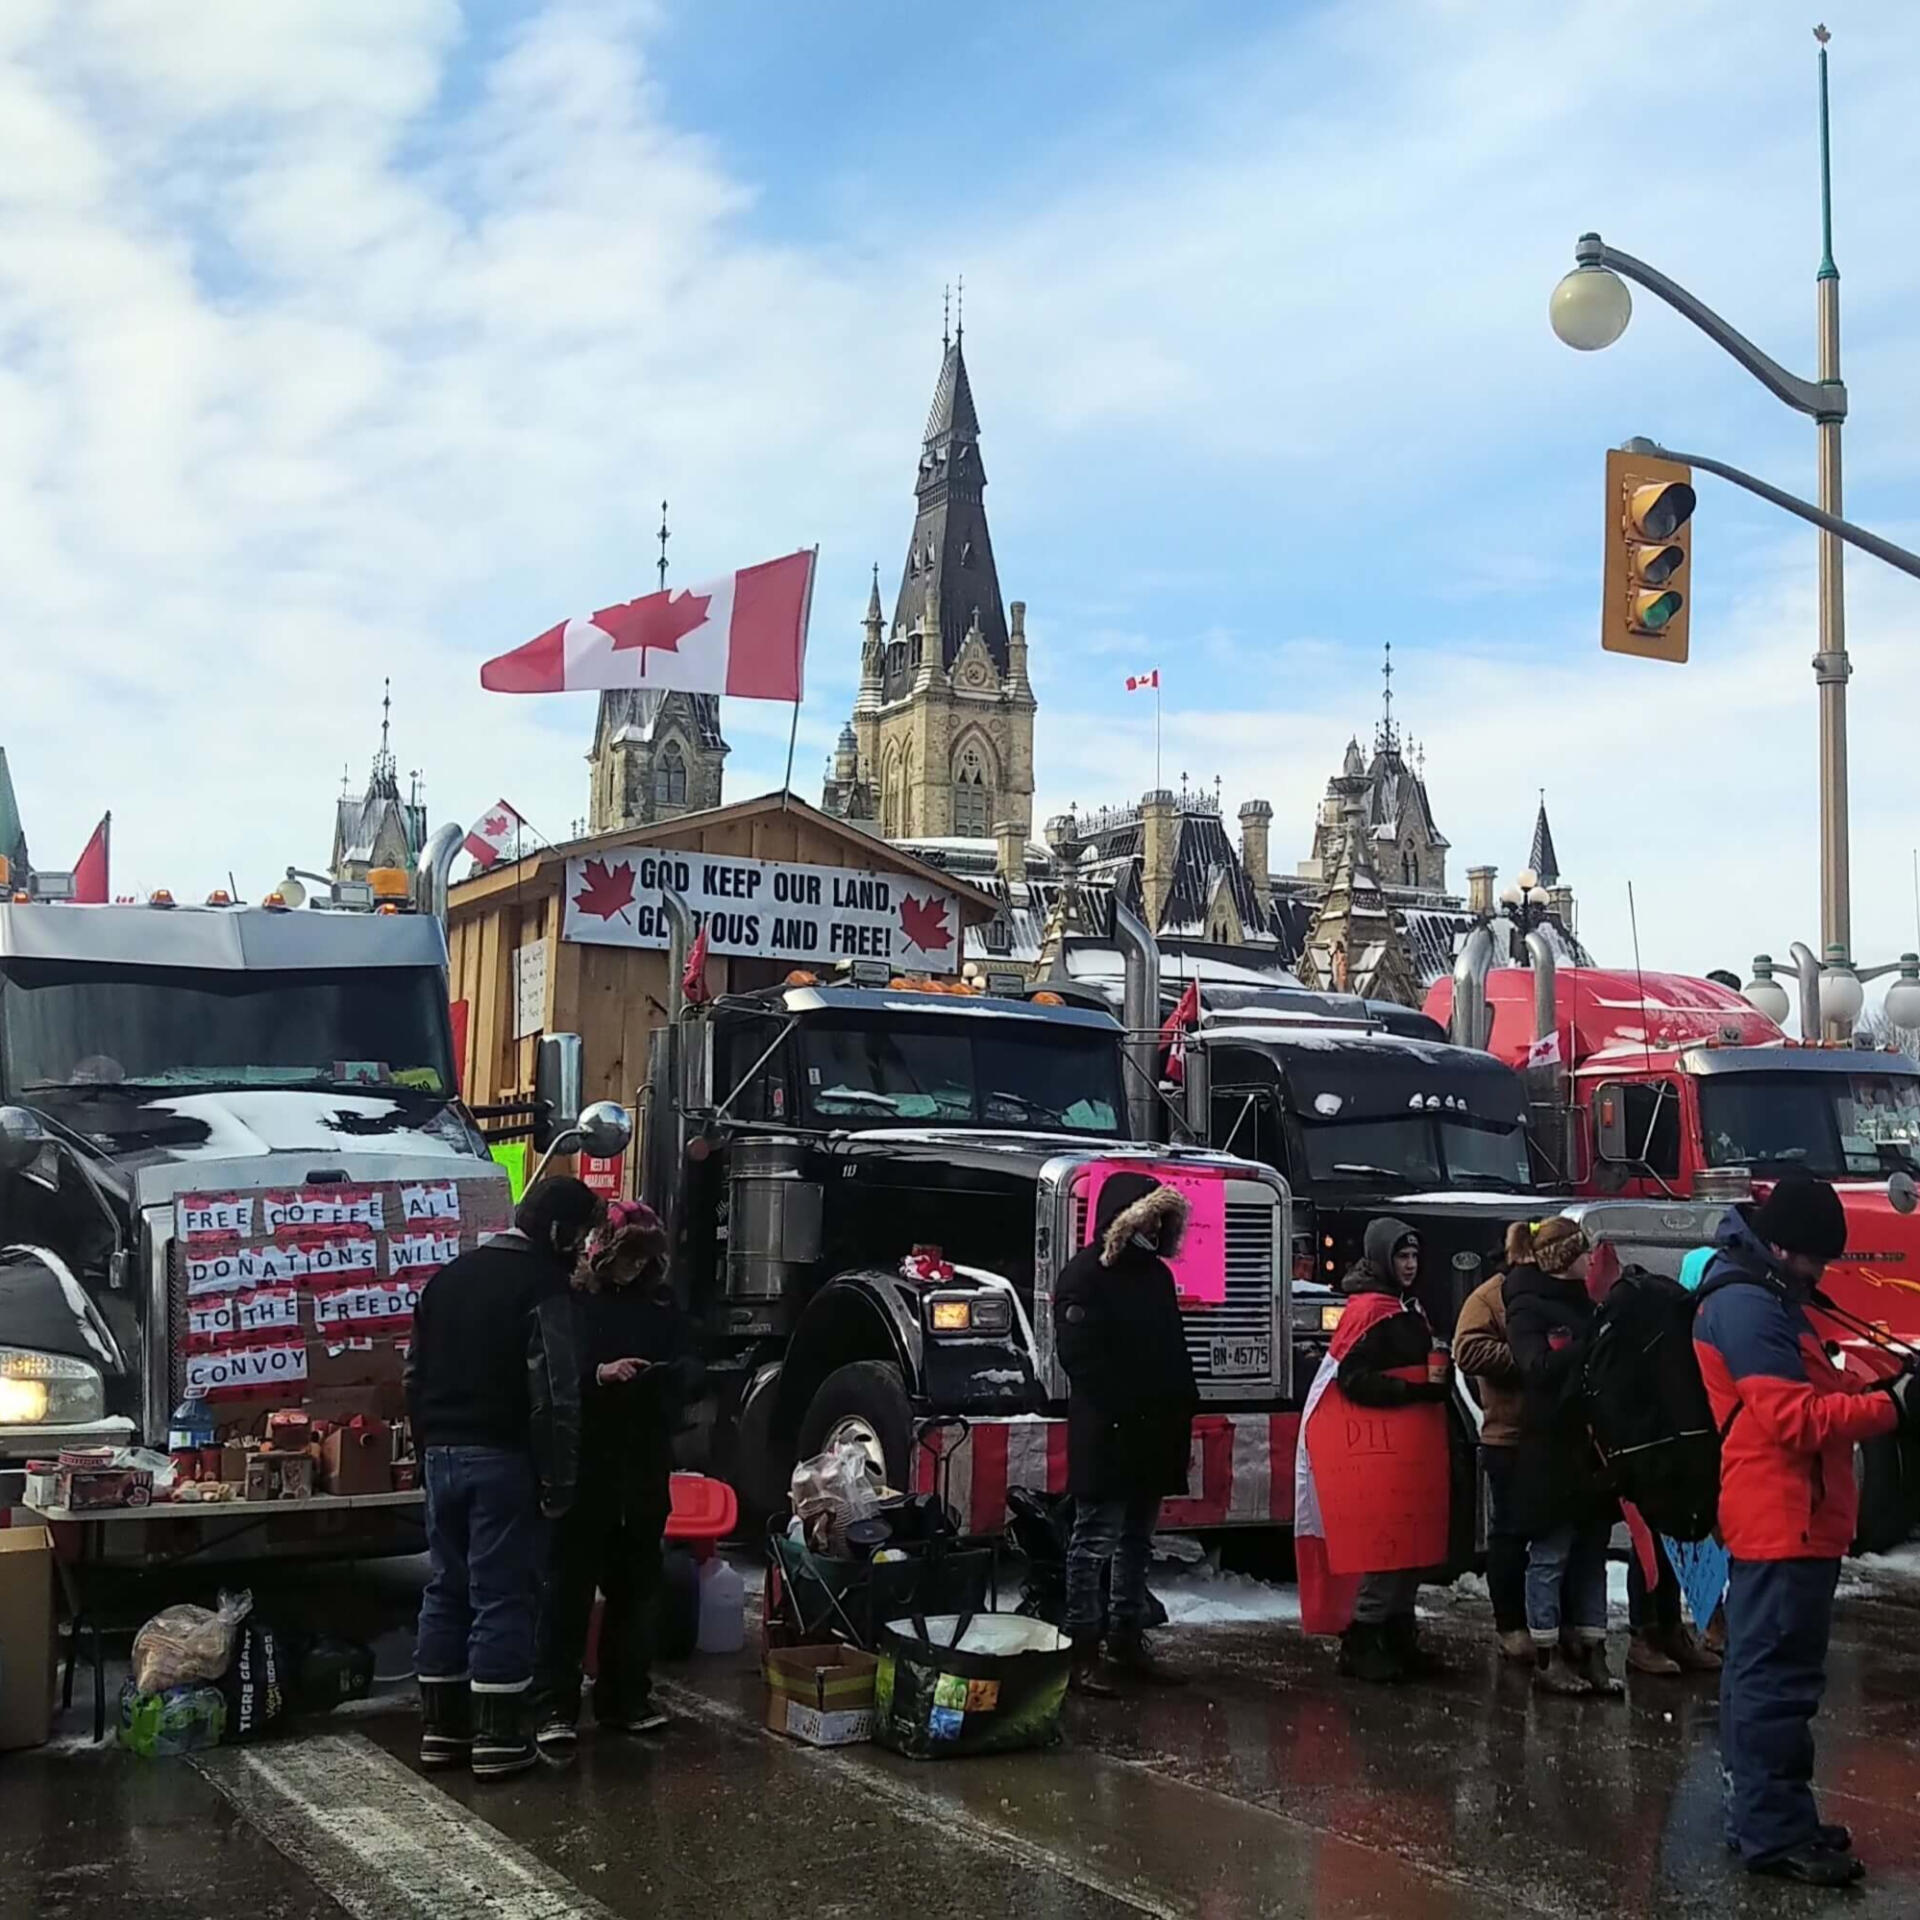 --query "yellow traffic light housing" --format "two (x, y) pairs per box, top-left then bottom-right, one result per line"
(1603, 448), (1696, 662)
